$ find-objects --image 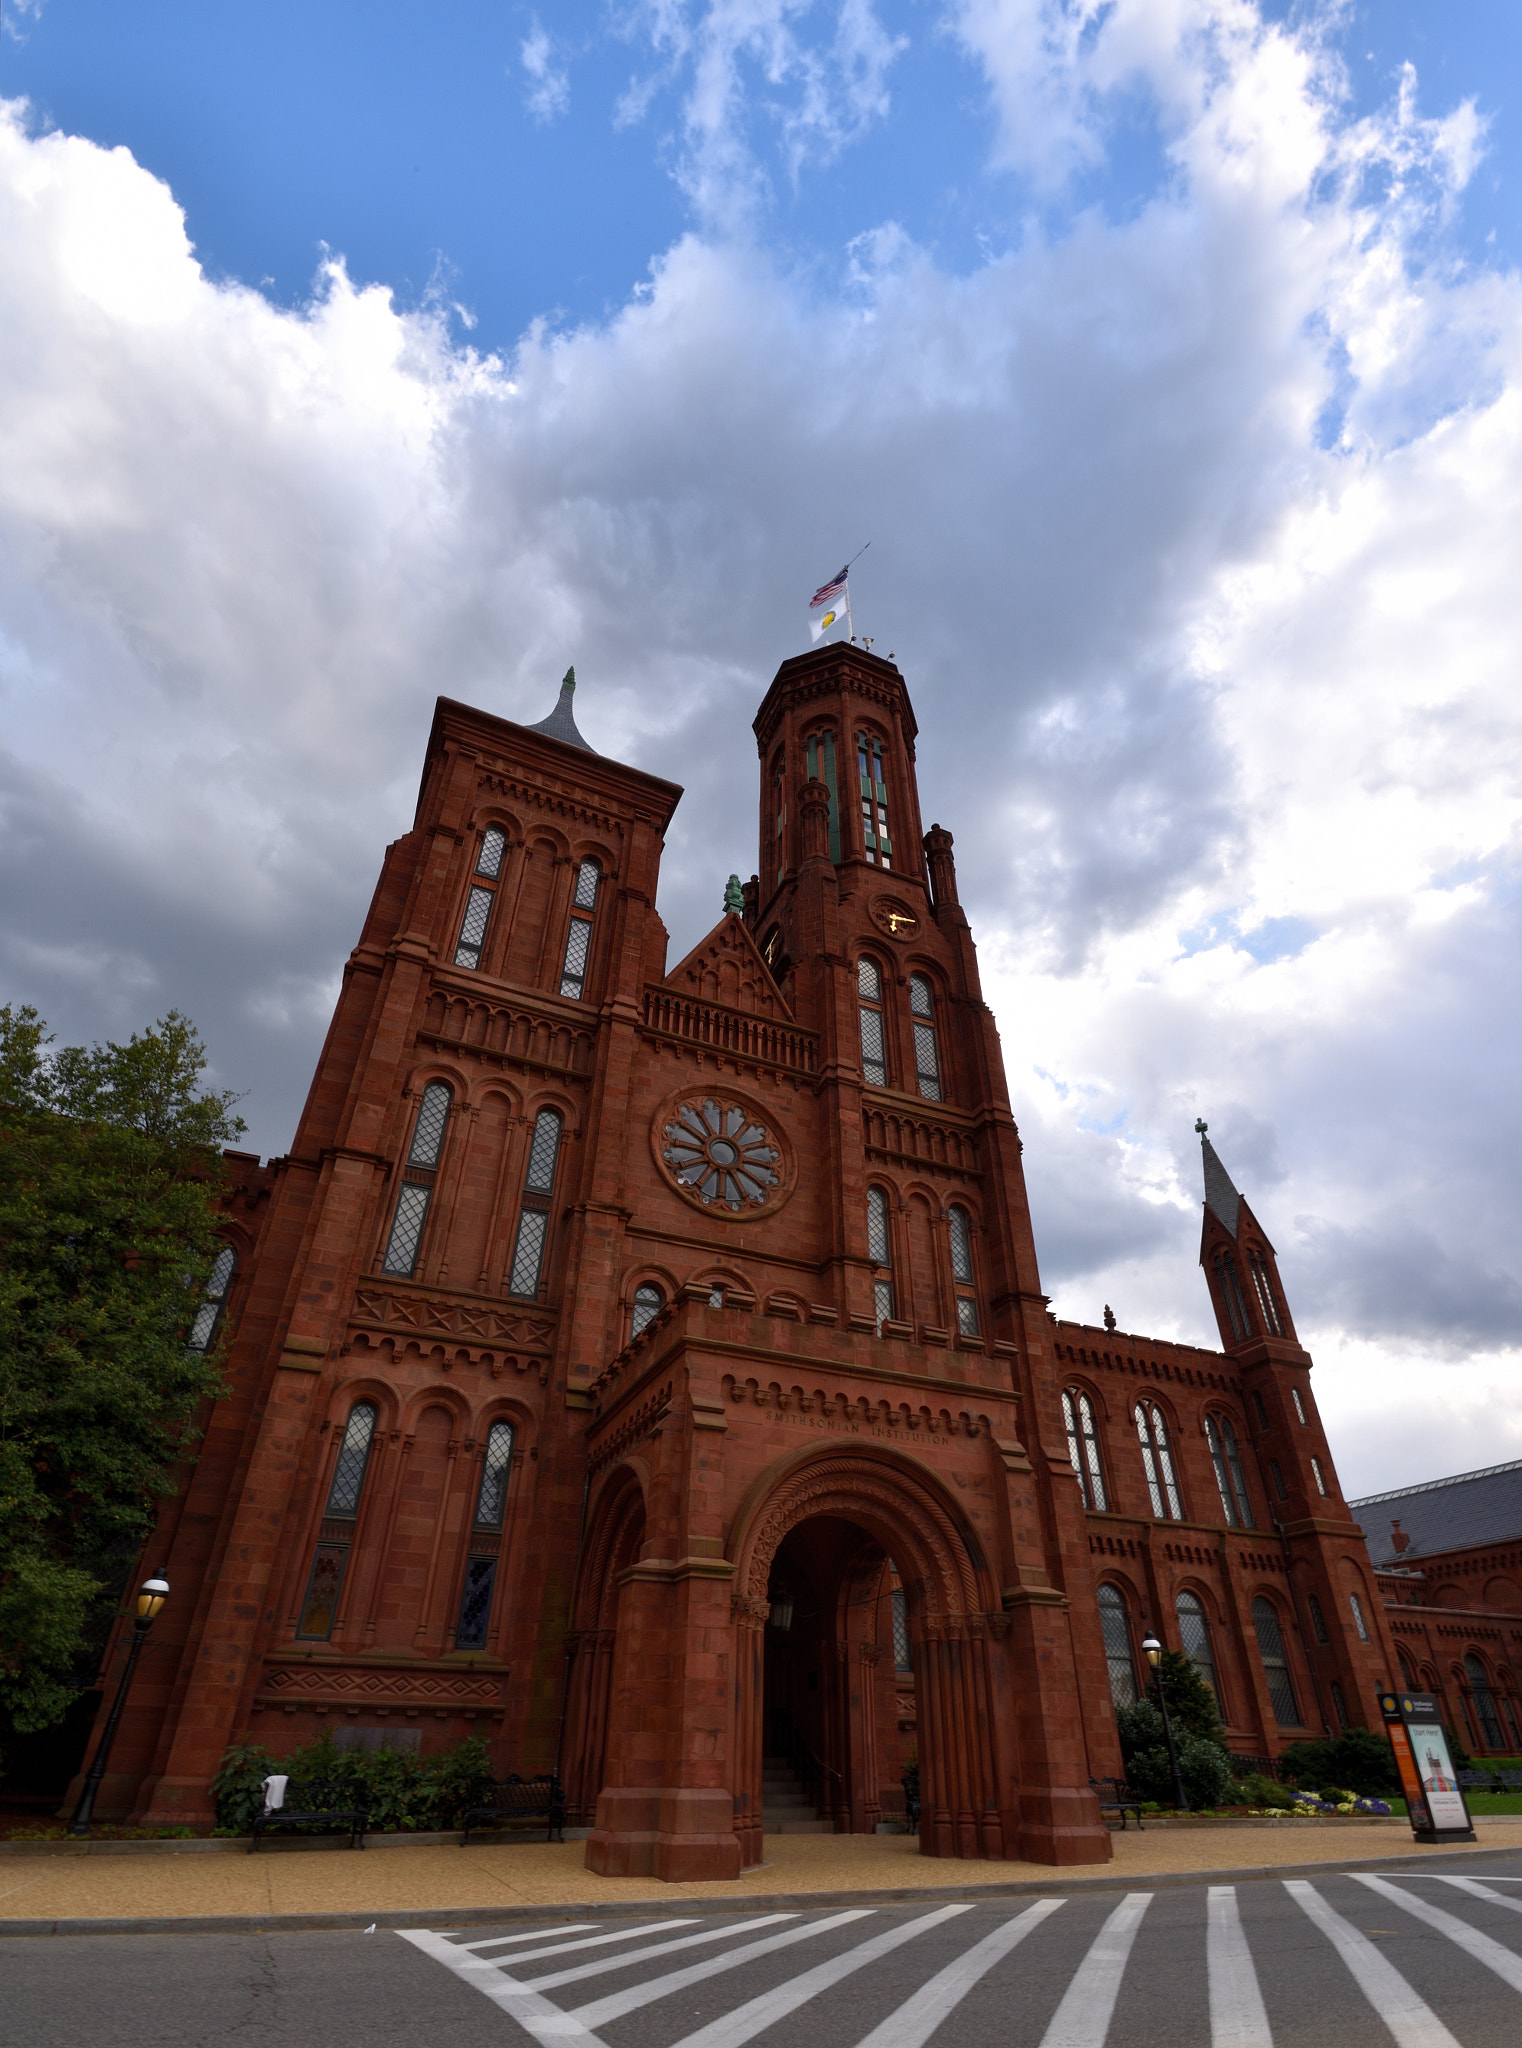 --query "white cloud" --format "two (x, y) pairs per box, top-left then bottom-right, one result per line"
(521, 20), (571, 122)
(1, 0), (1520, 1491)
